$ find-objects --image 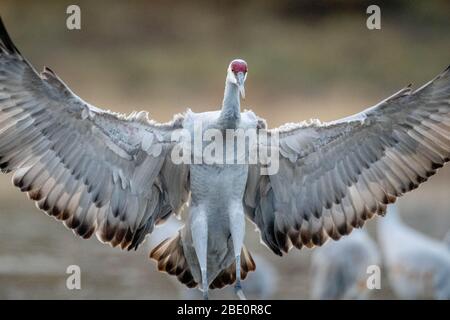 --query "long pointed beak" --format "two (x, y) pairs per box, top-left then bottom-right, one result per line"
(236, 72), (246, 99)
(238, 83), (245, 99)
